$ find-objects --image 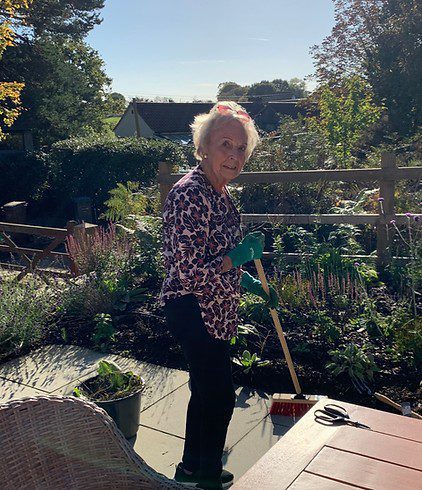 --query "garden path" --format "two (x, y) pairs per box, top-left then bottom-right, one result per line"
(0, 345), (294, 481)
